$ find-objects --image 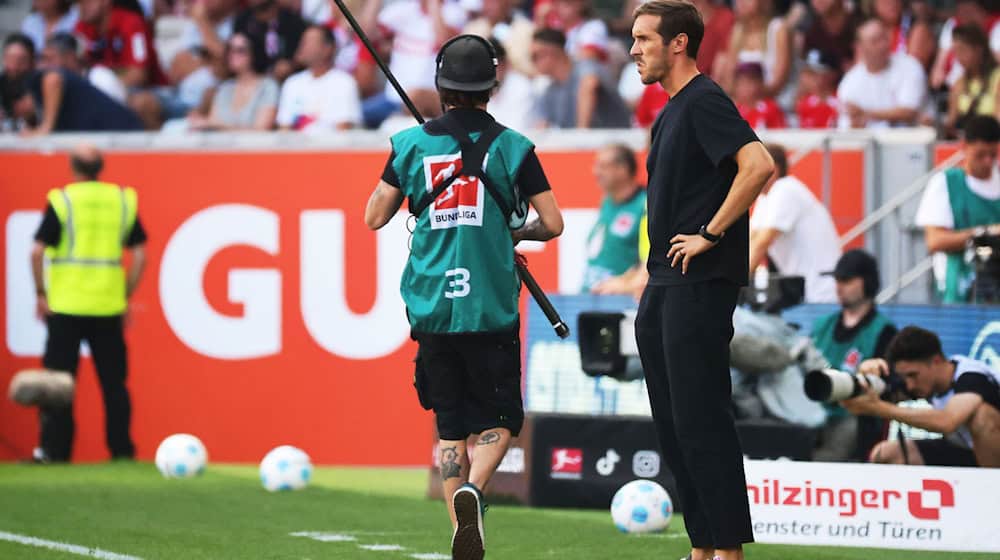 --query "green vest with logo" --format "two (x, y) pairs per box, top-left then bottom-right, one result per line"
(941, 167), (1000, 303)
(581, 190), (646, 292)
(46, 181), (138, 316)
(811, 310), (892, 418)
(391, 121), (533, 334)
